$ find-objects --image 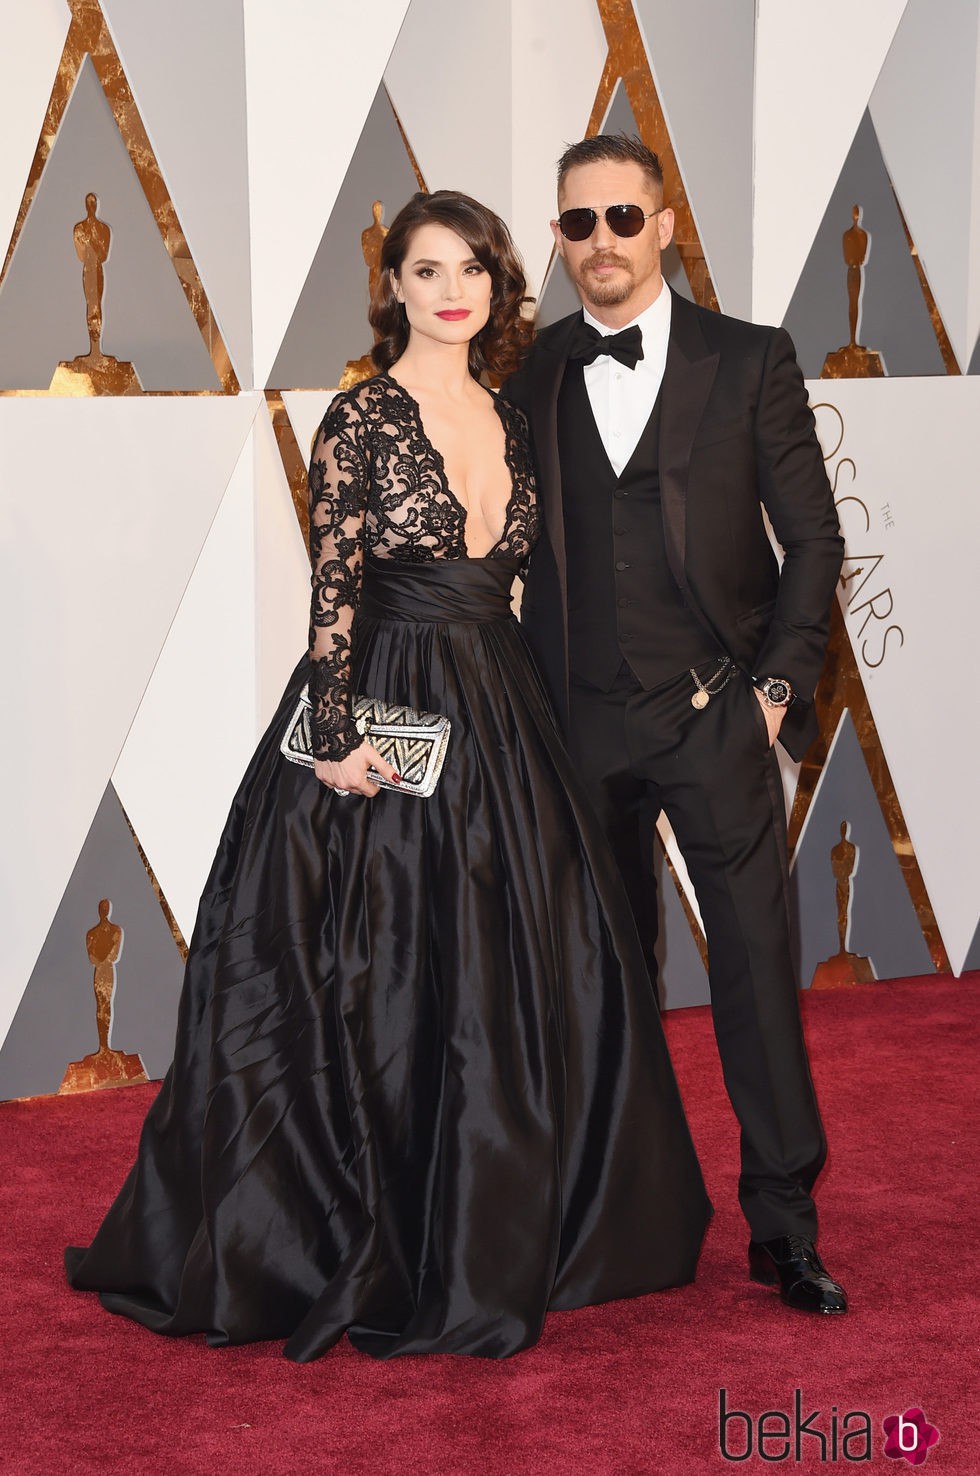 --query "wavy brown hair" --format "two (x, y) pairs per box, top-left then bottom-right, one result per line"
(370, 191), (533, 379)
